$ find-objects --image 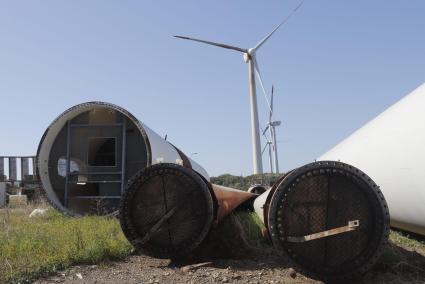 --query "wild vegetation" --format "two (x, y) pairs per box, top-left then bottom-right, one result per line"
(0, 203), (132, 283)
(211, 173), (281, 191)
(0, 175), (424, 283)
